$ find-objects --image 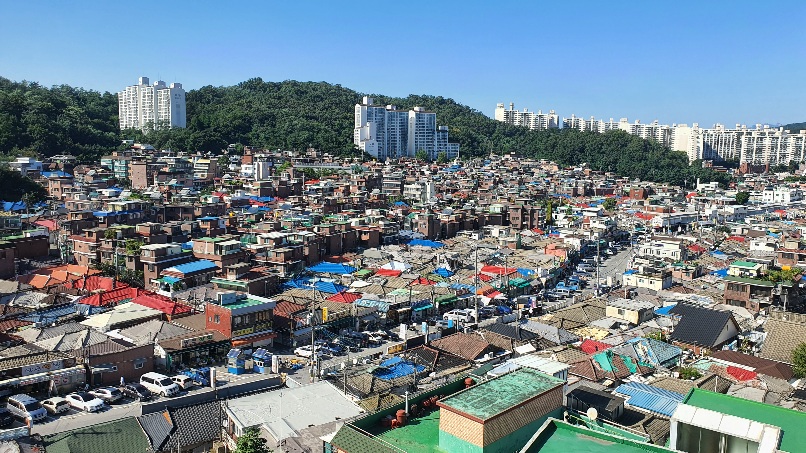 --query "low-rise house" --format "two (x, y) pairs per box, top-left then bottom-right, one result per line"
(759, 315), (806, 365)
(668, 304), (740, 355)
(606, 298), (656, 324)
(623, 267), (673, 291)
